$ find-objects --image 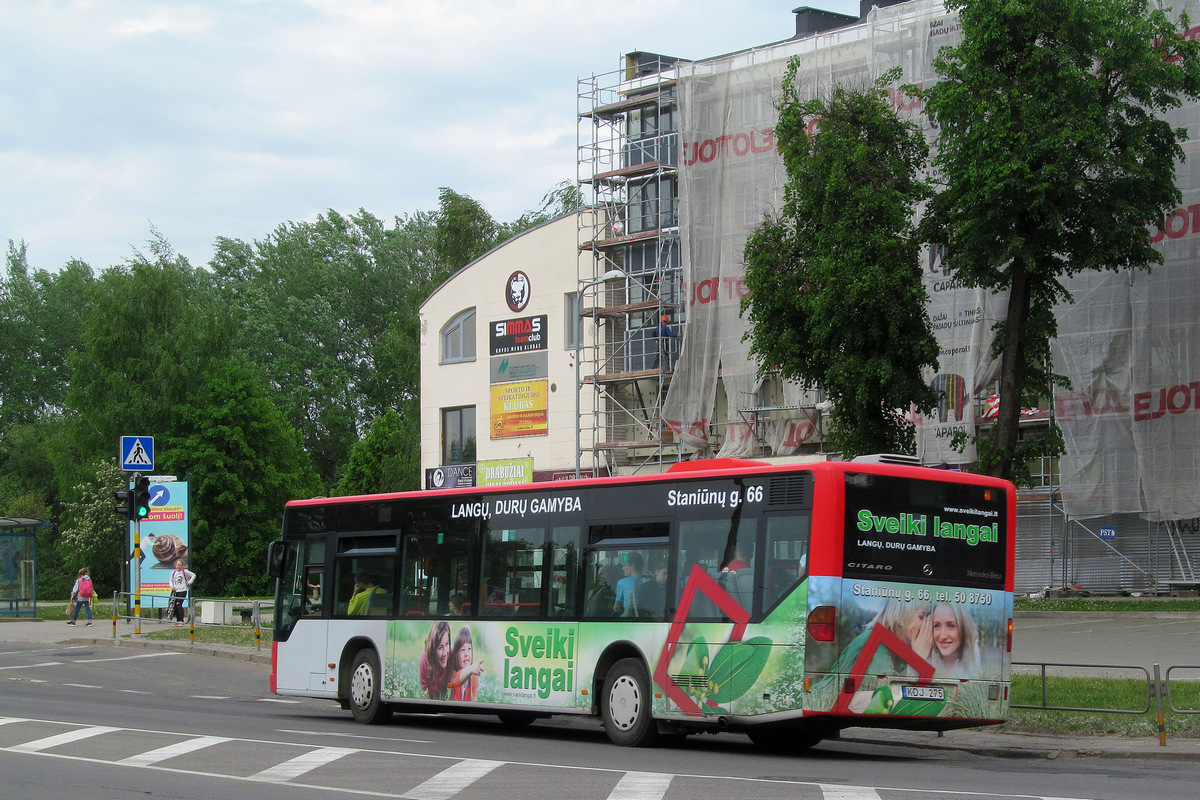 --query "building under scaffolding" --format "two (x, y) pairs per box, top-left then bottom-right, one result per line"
(570, 0), (1200, 595)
